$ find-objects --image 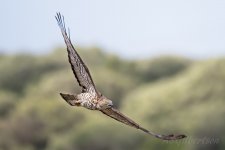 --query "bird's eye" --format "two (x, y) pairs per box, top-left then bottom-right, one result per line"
(108, 104), (113, 107)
